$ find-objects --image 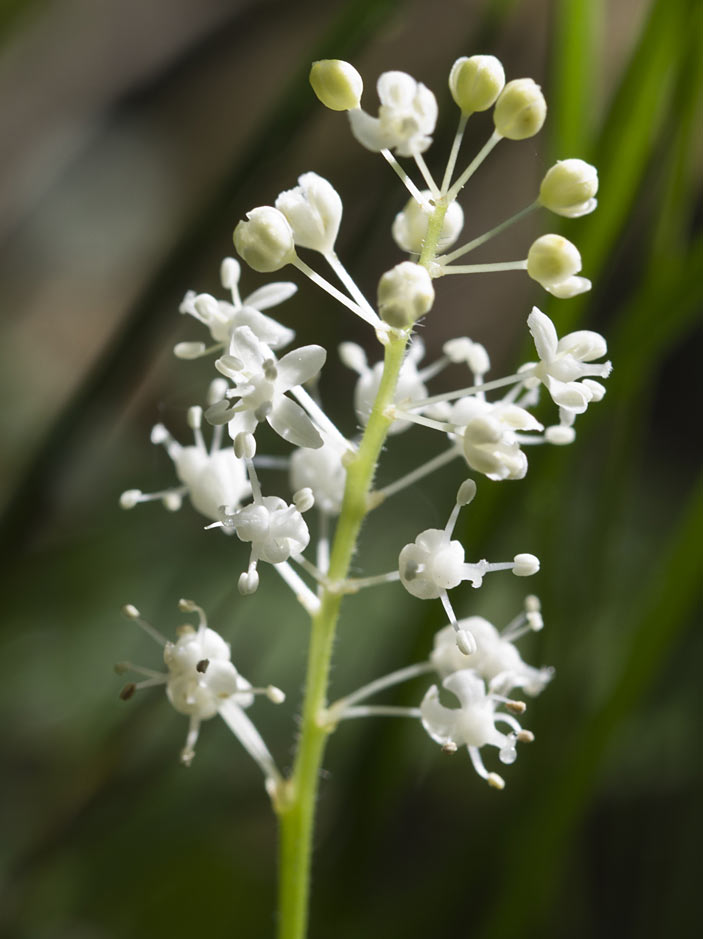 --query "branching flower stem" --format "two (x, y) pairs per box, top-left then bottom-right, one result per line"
(274, 199), (449, 939)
